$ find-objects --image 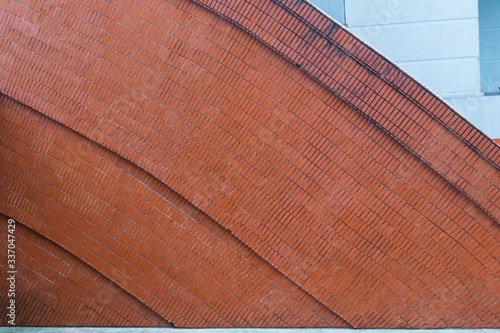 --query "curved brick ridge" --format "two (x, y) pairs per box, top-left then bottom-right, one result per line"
(0, 214), (172, 327)
(190, 0), (500, 224)
(0, 95), (348, 328)
(0, 0), (499, 328)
